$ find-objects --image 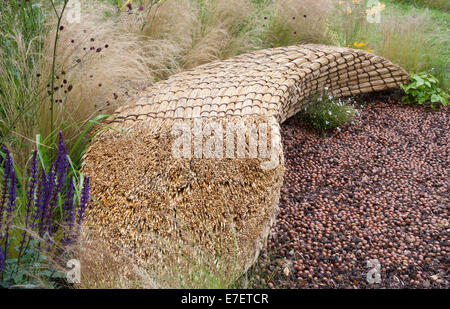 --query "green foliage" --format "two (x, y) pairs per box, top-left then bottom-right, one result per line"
(1, 238), (65, 289)
(378, 1), (450, 90)
(0, 0), (108, 171)
(299, 91), (358, 132)
(0, 0), (44, 166)
(0, 133), (91, 289)
(400, 72), (449, 109)
(390, 0), (450, 11)
(0, 0), (448, 289)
